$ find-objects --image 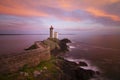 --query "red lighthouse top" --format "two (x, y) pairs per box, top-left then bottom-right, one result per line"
(50, 25), (53, 29)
